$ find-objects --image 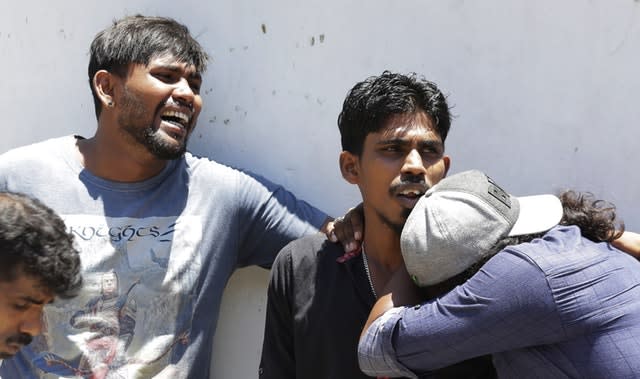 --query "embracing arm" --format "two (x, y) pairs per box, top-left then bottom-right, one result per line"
(358, 250), (563, 377)
(357, 265), (423, 379)
(235, 170), (328, 267)
(235, 168), (366, 267)
(612, 231), (640, 258)
(360, 265), (422, 339)
(237, 168), (364, 263)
